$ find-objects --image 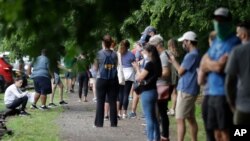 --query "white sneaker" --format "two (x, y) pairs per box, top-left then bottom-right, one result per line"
(167, 109), (175, 116)
(92, 97), (97, 102)
(122, 114), (128, 119)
